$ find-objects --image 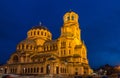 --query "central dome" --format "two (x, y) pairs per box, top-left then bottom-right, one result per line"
(27, 24), (52, 40)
